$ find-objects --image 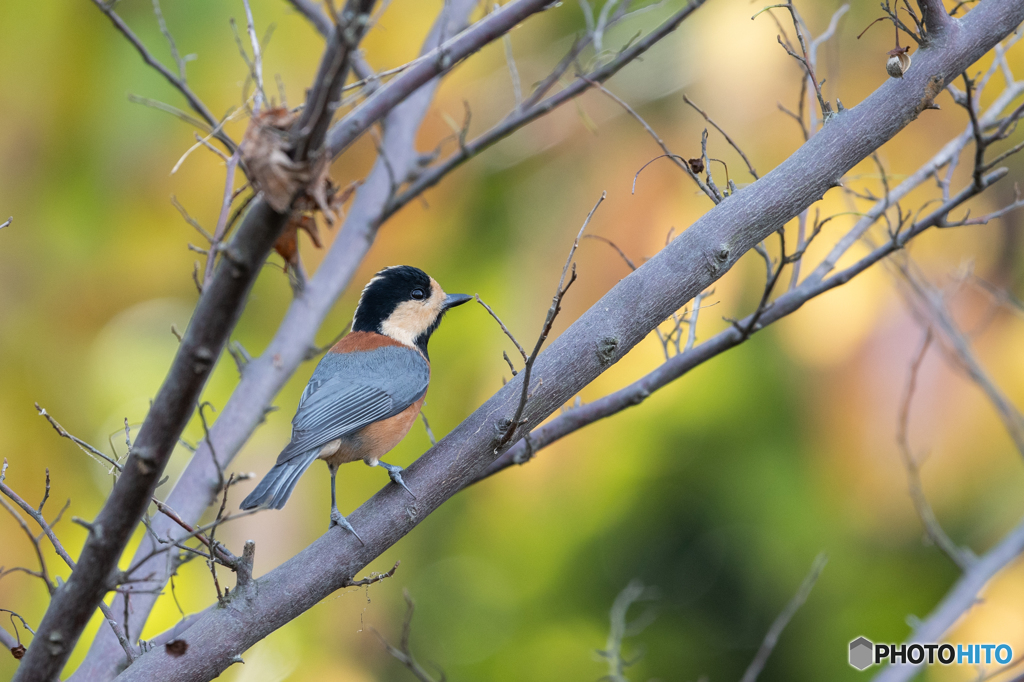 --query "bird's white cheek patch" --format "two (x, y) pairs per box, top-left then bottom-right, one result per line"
(381, 282), (445, 347)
